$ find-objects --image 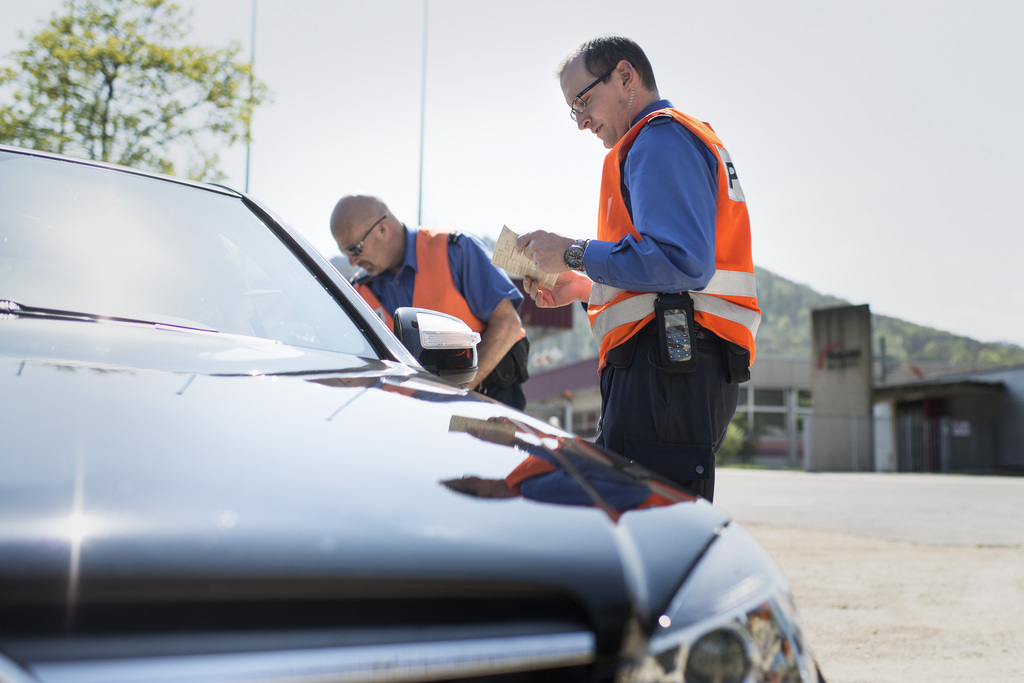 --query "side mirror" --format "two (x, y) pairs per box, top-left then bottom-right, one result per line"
(394, 307), (480, 386)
